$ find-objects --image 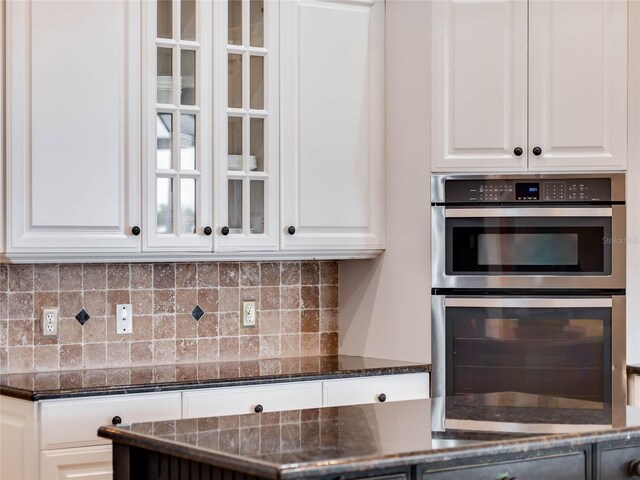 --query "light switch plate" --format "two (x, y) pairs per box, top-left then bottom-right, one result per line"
(242, 301), (256, 327)
(116, 304), (133, 334)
